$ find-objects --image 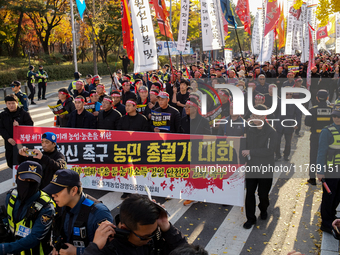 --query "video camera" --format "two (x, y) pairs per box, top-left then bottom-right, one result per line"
(0, 205), (11, 243)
